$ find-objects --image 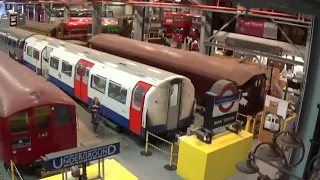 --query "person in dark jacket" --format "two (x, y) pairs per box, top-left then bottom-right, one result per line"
(91, 97), (101, 137)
